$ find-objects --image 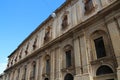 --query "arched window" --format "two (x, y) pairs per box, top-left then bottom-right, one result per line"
(45, 78), (49, 80)
(64, 74), (73, 80)
(96, 65), (113, 76)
